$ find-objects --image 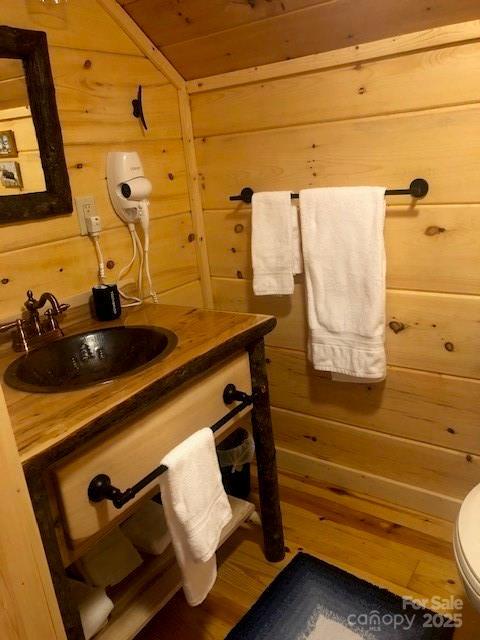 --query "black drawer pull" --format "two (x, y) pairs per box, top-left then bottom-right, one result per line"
(87, 384), (253, 509)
